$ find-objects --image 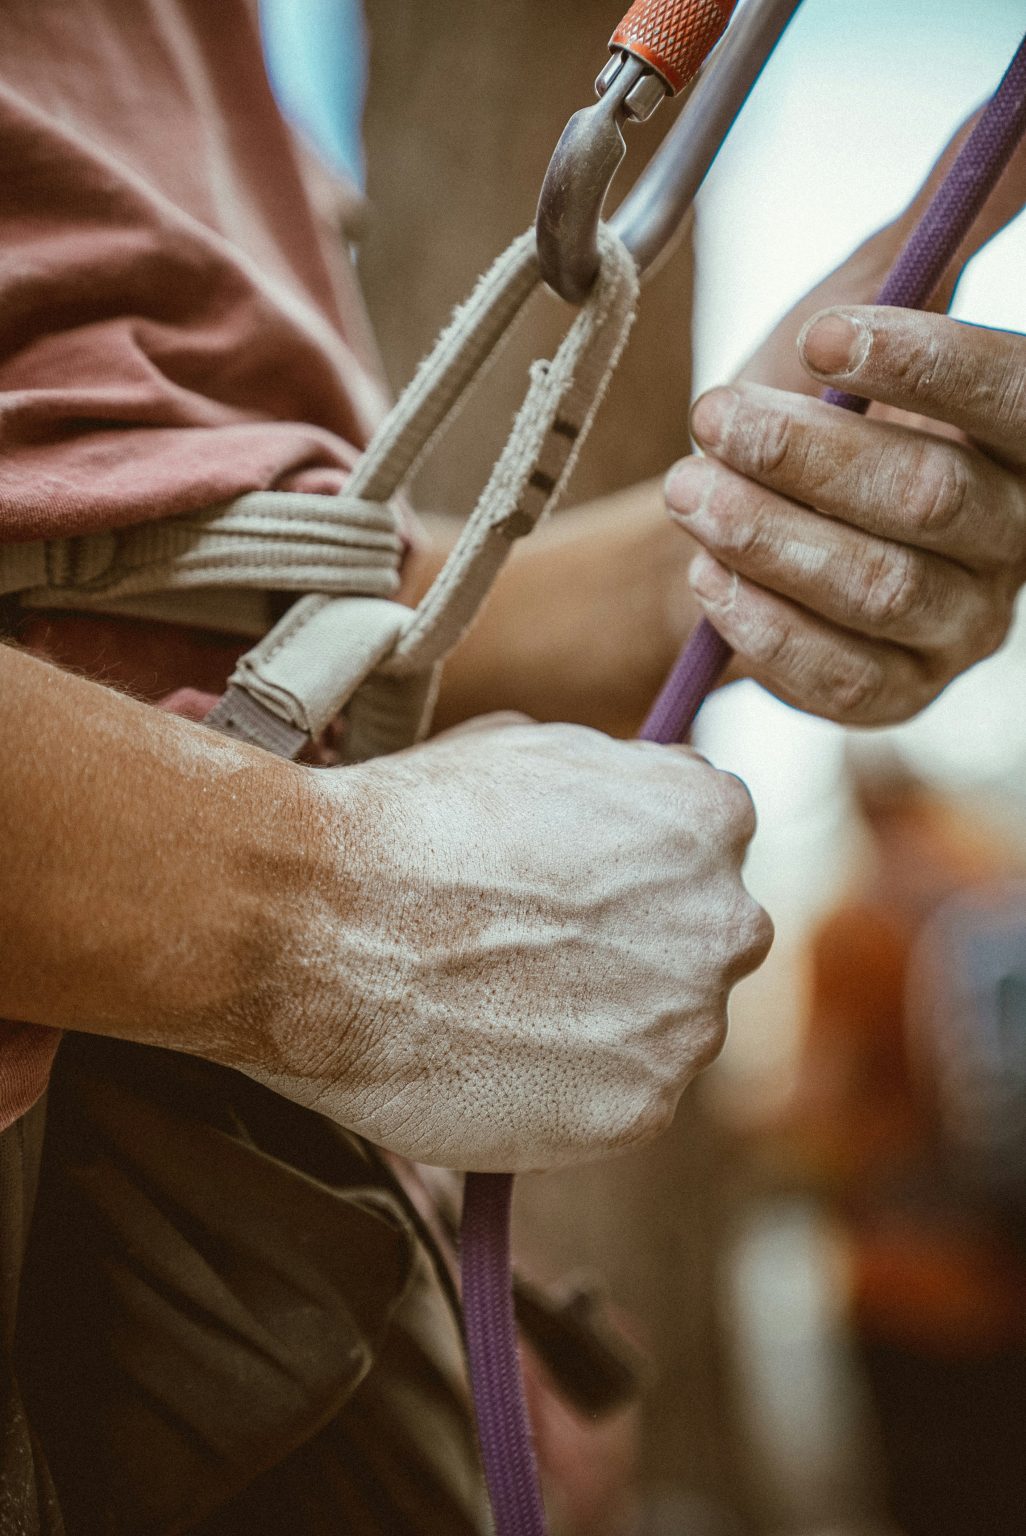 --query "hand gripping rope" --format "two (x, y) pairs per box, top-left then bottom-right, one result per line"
(203, 4), (1026, 1531)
